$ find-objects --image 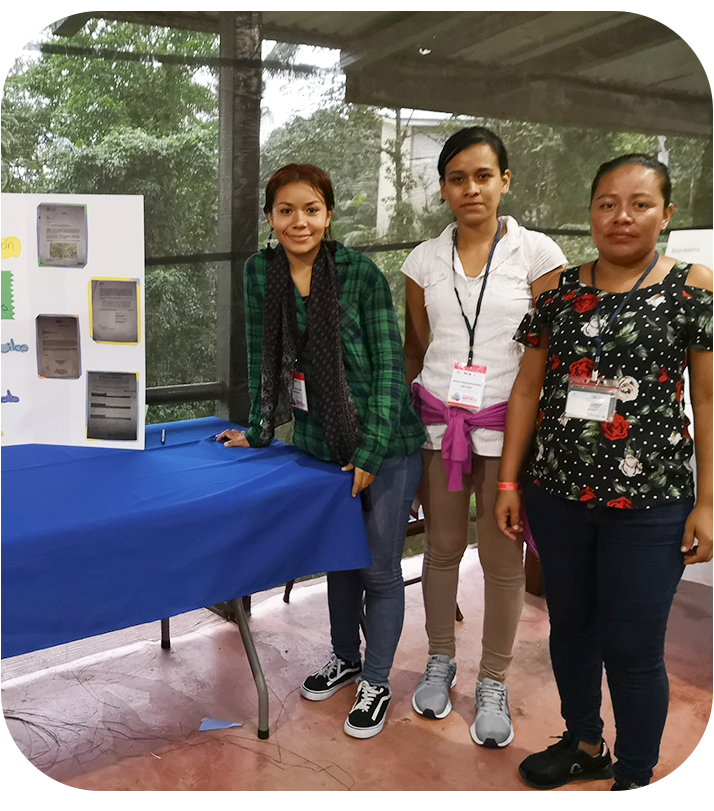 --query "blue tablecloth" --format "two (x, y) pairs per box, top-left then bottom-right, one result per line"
(1, 417), (371, 659)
